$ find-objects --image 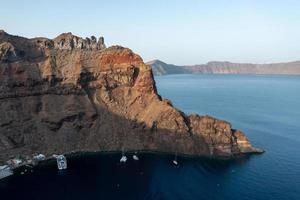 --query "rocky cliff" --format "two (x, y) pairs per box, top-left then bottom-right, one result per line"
(0, 31), (262, 164)
(148, 59), (300, 75)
